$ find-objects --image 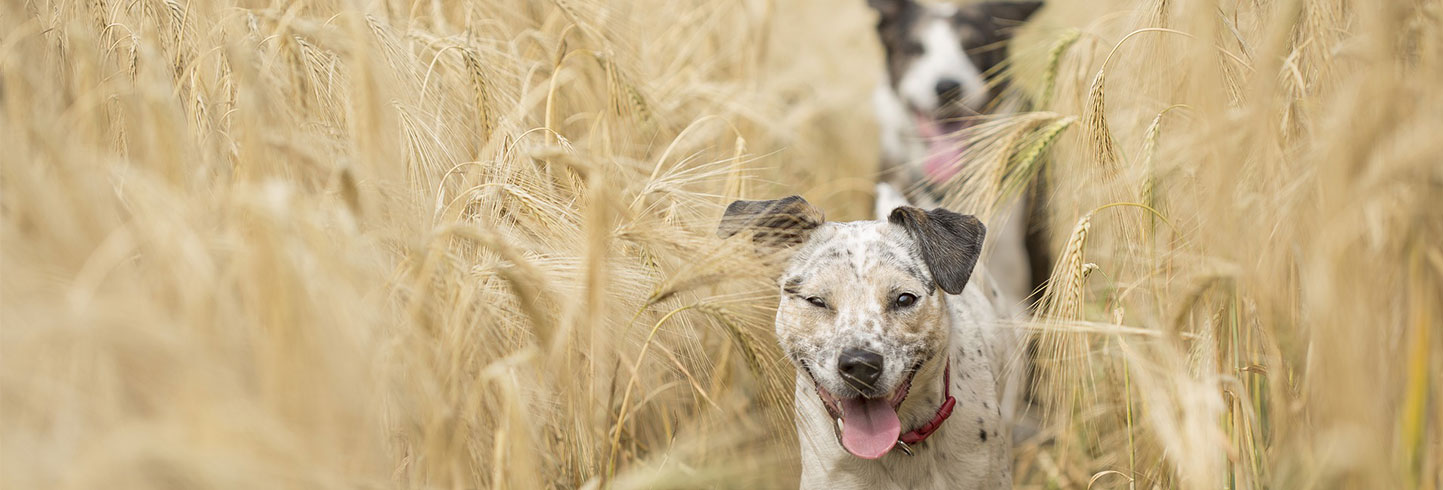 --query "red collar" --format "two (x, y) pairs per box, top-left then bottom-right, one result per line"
(895, 357), (956, 451)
